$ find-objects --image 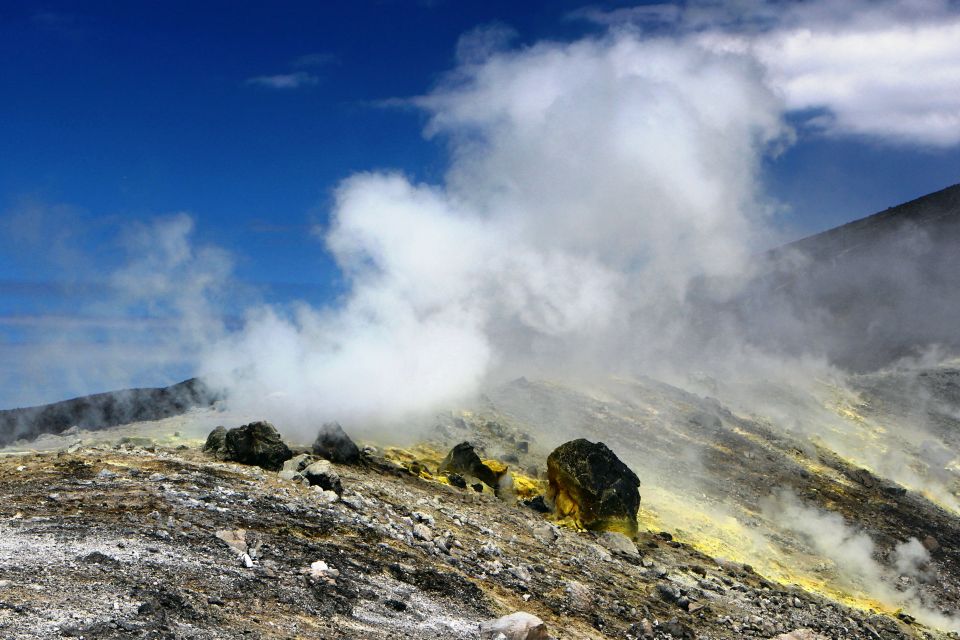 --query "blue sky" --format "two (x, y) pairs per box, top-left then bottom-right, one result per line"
(1, 0), (959, 406)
